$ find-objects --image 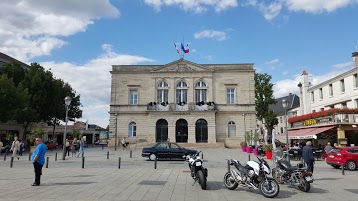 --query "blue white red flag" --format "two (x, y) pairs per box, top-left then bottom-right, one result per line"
(181, 43), (189, 53)
(173, 42), (179, 53)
